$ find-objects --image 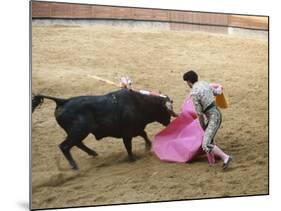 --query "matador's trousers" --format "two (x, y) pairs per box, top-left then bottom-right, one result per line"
(202, 106), (222, 153)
